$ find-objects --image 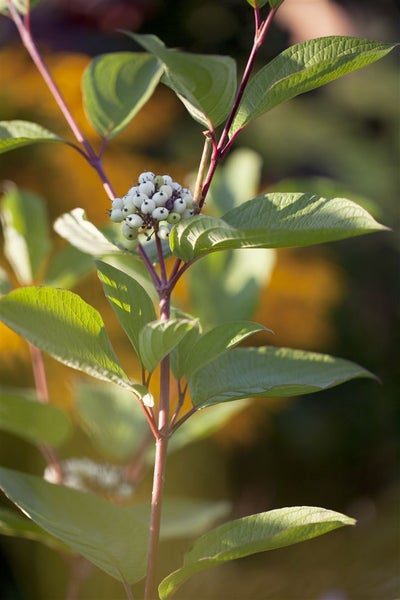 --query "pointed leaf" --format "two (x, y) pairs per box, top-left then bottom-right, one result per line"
(0, 120), (64, 153)
(184, 321), (270, 379)
(0, 388), (72, 447)
(159, 506), (355, 599)
(96, 260), (156, 358)
(125, 33), (237, 128)
(75, 380), (148, 461)
(170, 193), (387, 261)
(0, 287), (134, 391)
(0, 507), (68, 552)
(0, 468), (148, 584)
(231, 37), (397, 133)
(53, 208), (120, 256)
(189, 346), (375, 408)
(139, 319), (198, 373)
(82, 52), (163, 139)
(0, 186), (51, 284)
